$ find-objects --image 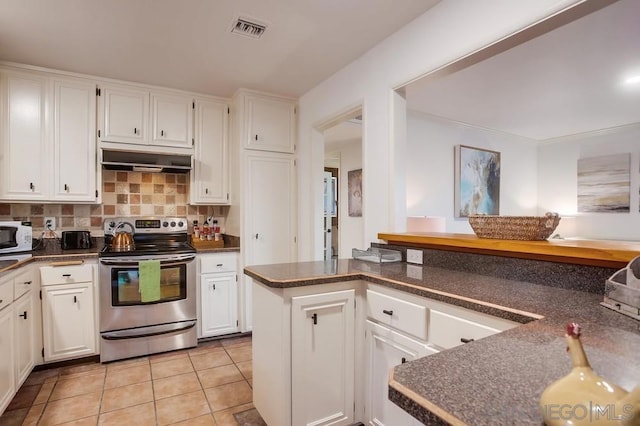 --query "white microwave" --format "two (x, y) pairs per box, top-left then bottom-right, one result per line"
(0, 221), (33, 254)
